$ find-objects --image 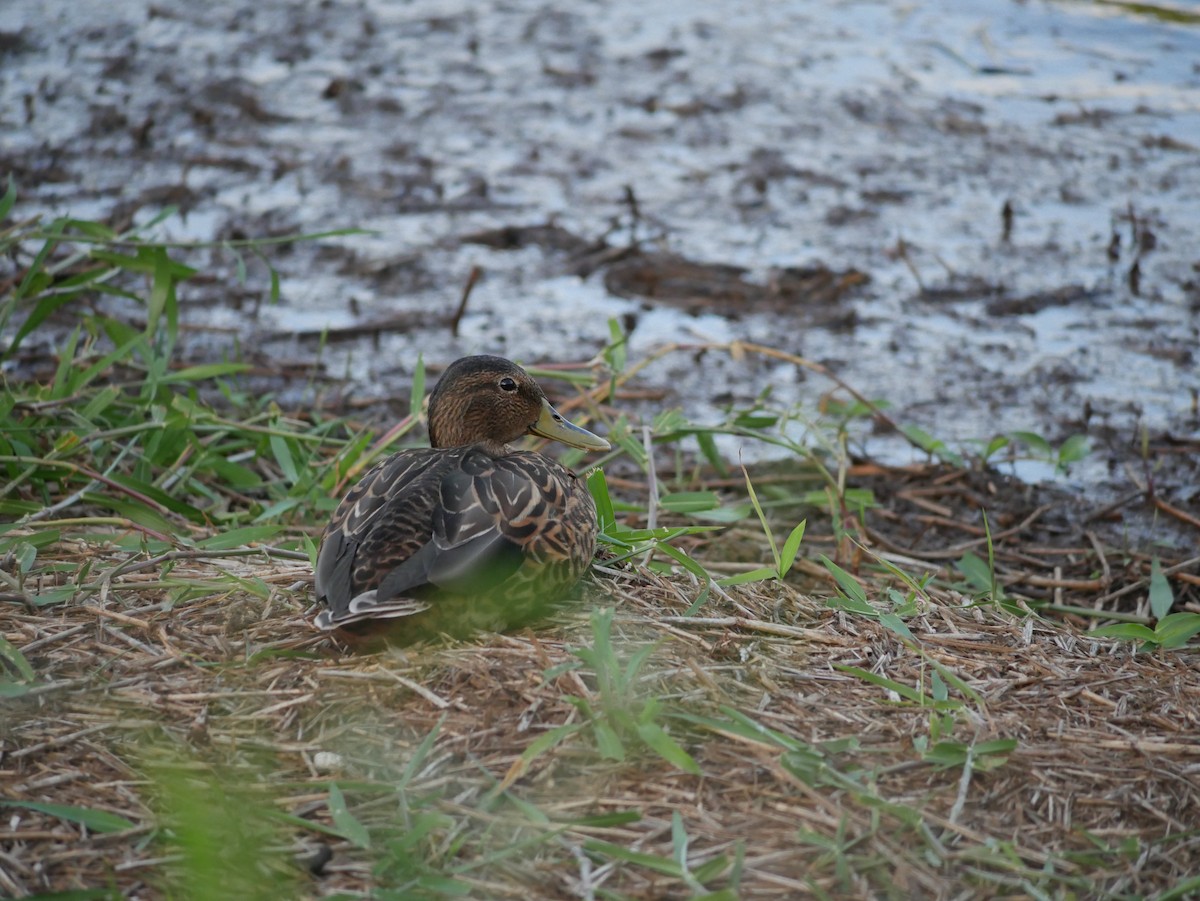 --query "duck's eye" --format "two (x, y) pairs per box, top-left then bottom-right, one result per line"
(499, 377), (518, 392)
